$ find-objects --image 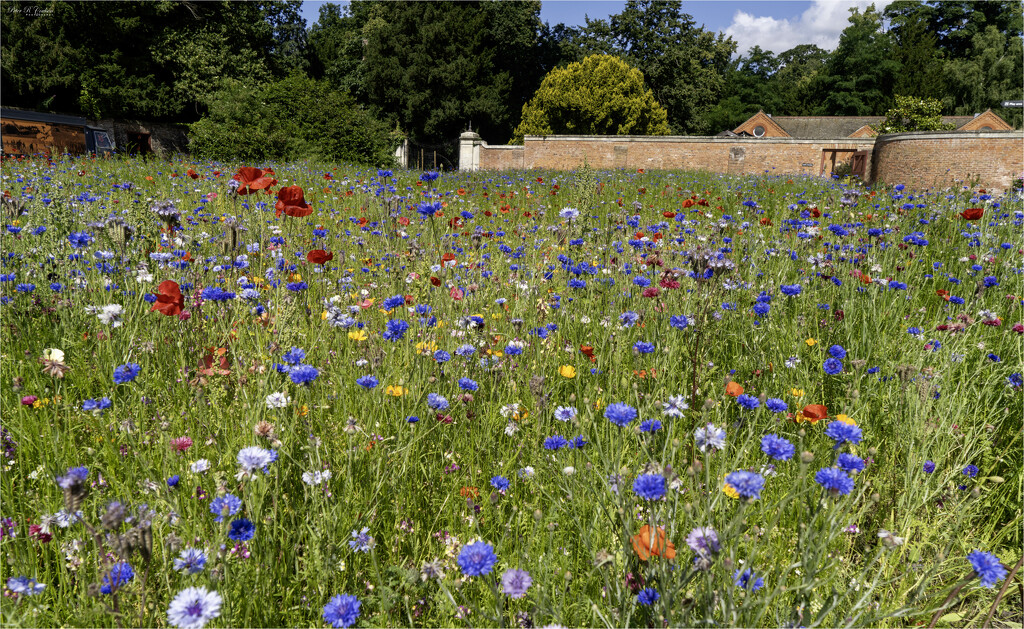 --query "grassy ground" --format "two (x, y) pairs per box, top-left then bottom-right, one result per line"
(0, 155), (1020, 628)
